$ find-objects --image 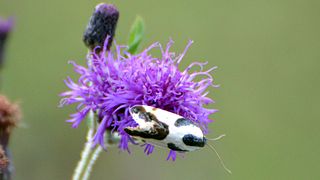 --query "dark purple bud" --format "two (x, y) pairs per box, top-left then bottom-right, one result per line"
(0, 18), (14, 70)
(83, 3), (119, 51)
